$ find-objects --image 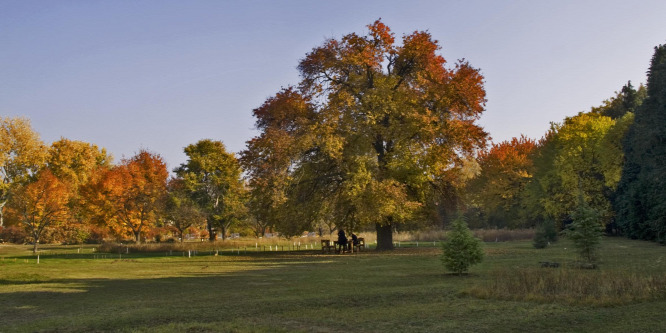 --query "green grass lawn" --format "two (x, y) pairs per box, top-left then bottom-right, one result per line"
(1, 237), (665, 332)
